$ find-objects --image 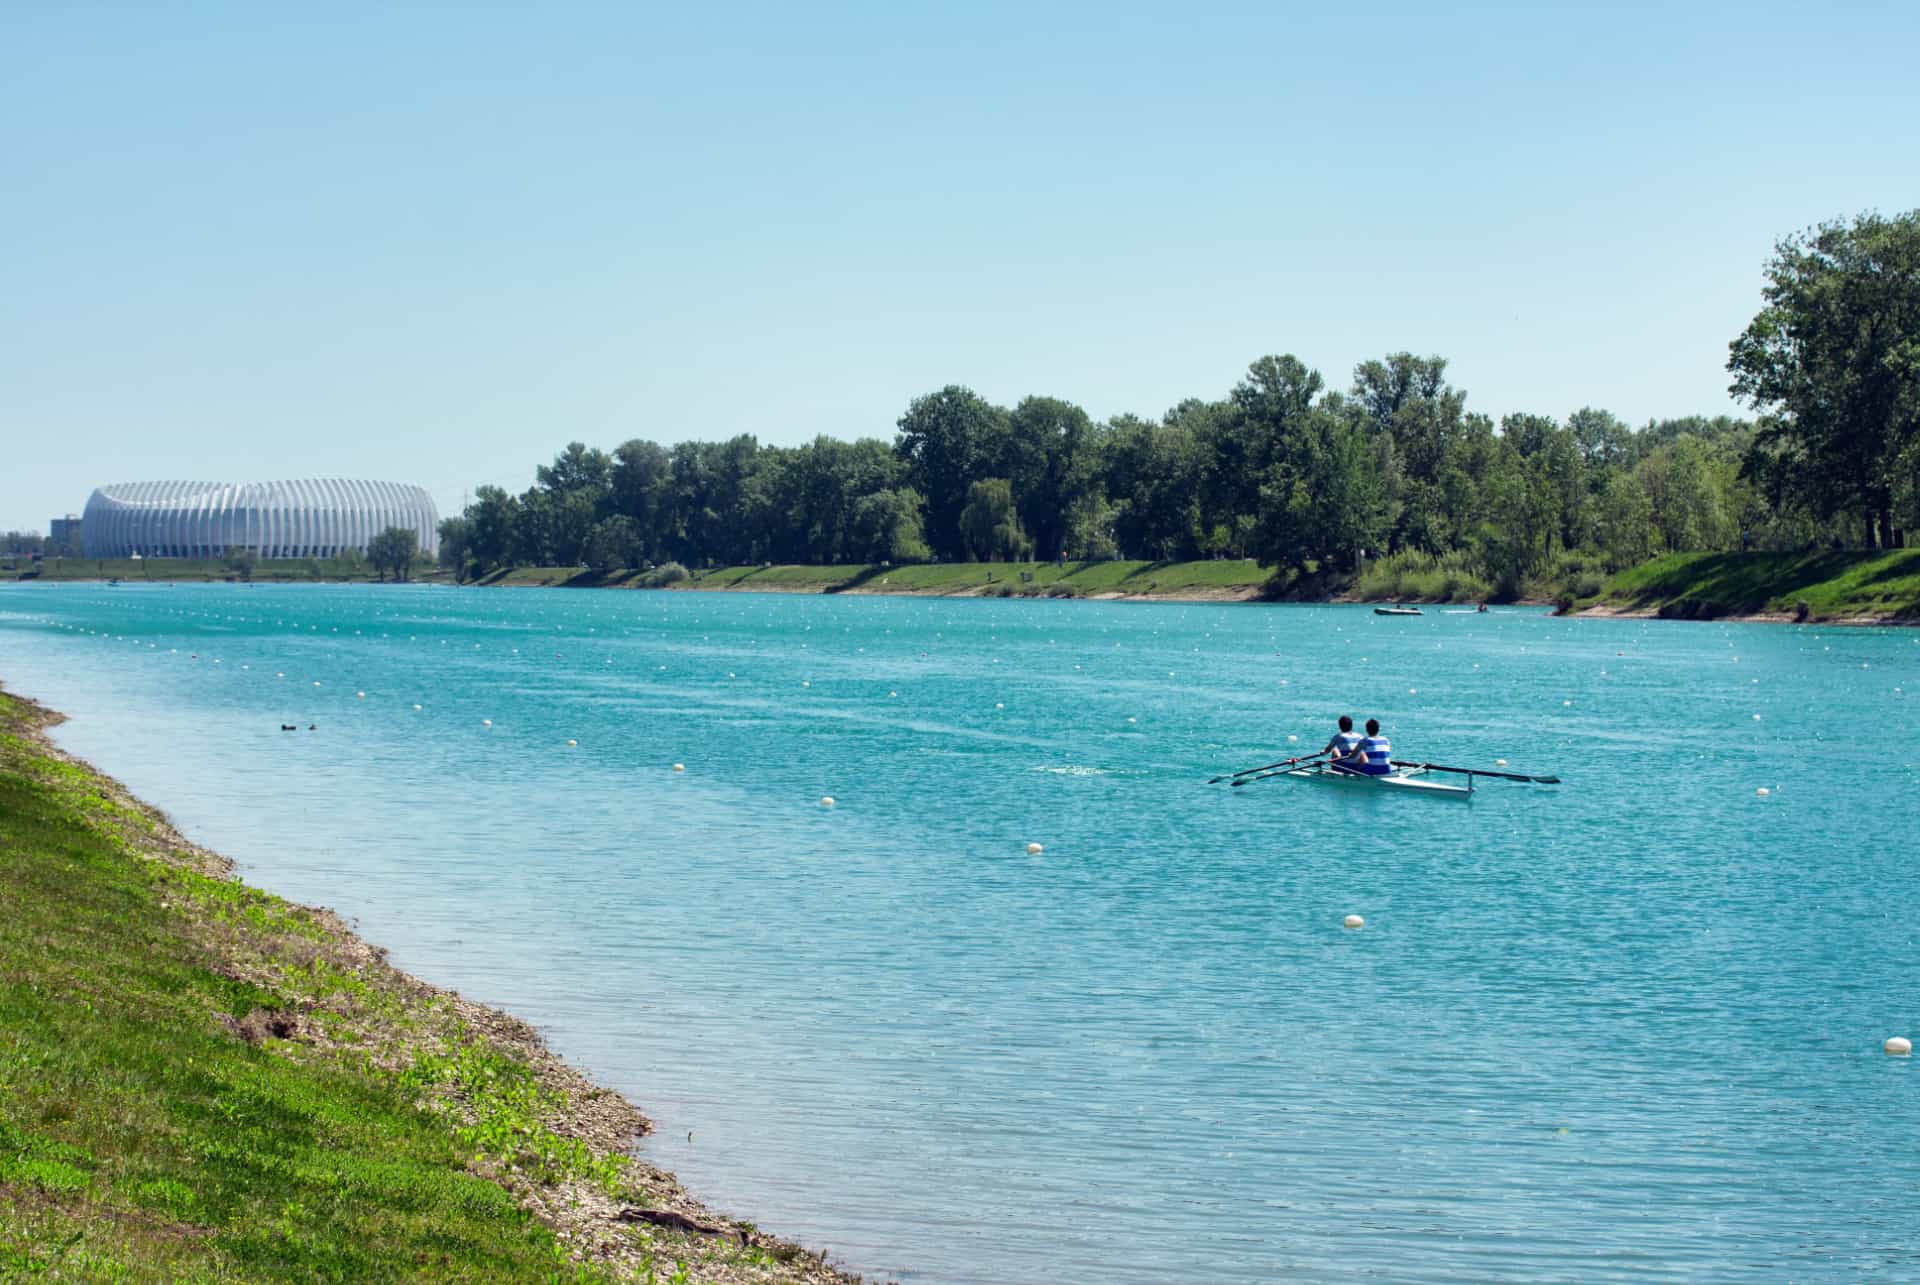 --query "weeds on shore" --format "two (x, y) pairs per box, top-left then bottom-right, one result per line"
(0, 689), (851, 1283)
